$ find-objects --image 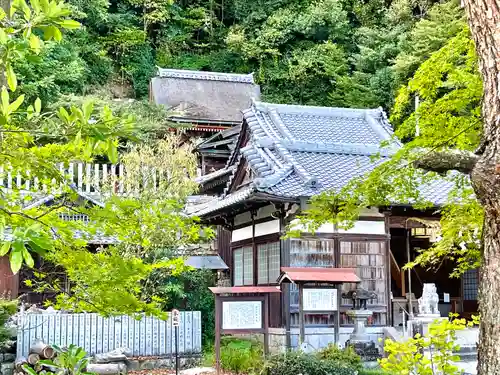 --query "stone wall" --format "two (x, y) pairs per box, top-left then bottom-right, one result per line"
(0, 354), (15, 375)
(233, 327), (385, 353)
